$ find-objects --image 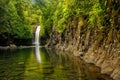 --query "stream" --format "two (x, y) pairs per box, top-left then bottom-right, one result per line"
(0, 47), (113, 80)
